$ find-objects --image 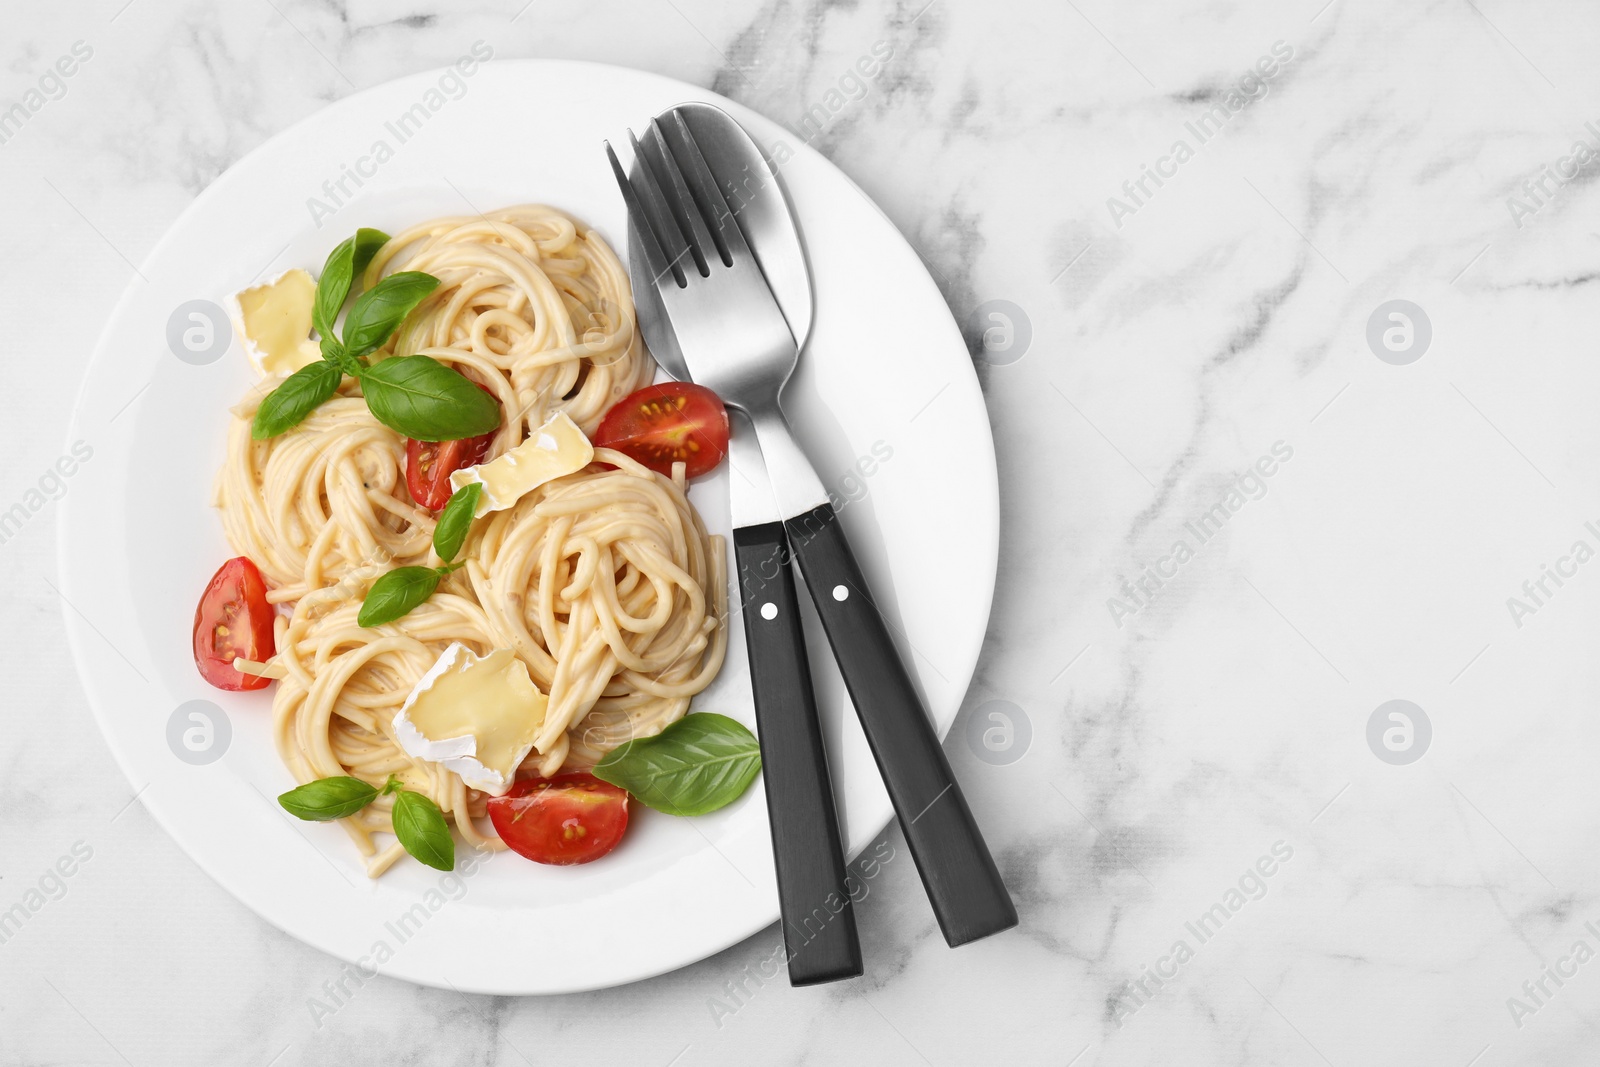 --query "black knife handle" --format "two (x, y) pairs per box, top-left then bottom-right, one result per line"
(734, 521), (862, 985)
(784, 504), (1017, 947)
